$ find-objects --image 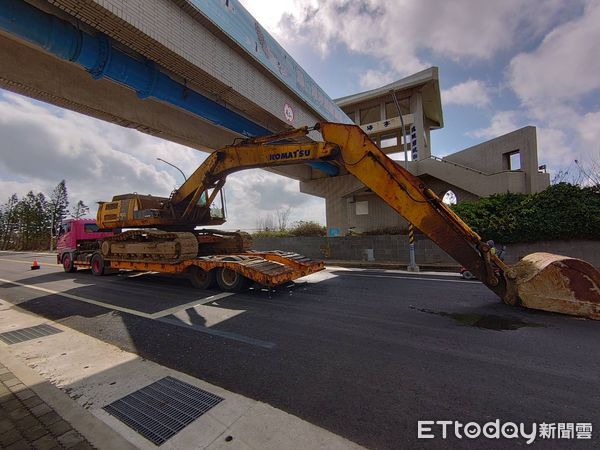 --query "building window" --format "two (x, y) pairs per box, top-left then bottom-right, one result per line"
(385, 98), (409, 118)
(442, 190), (457, 205)
(359, 105), (380, 124)
(380, 134), (398, 148)
(355, 201), (369, 215)
(343, 109), (356, 123)
(504, 150), (521, 170)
